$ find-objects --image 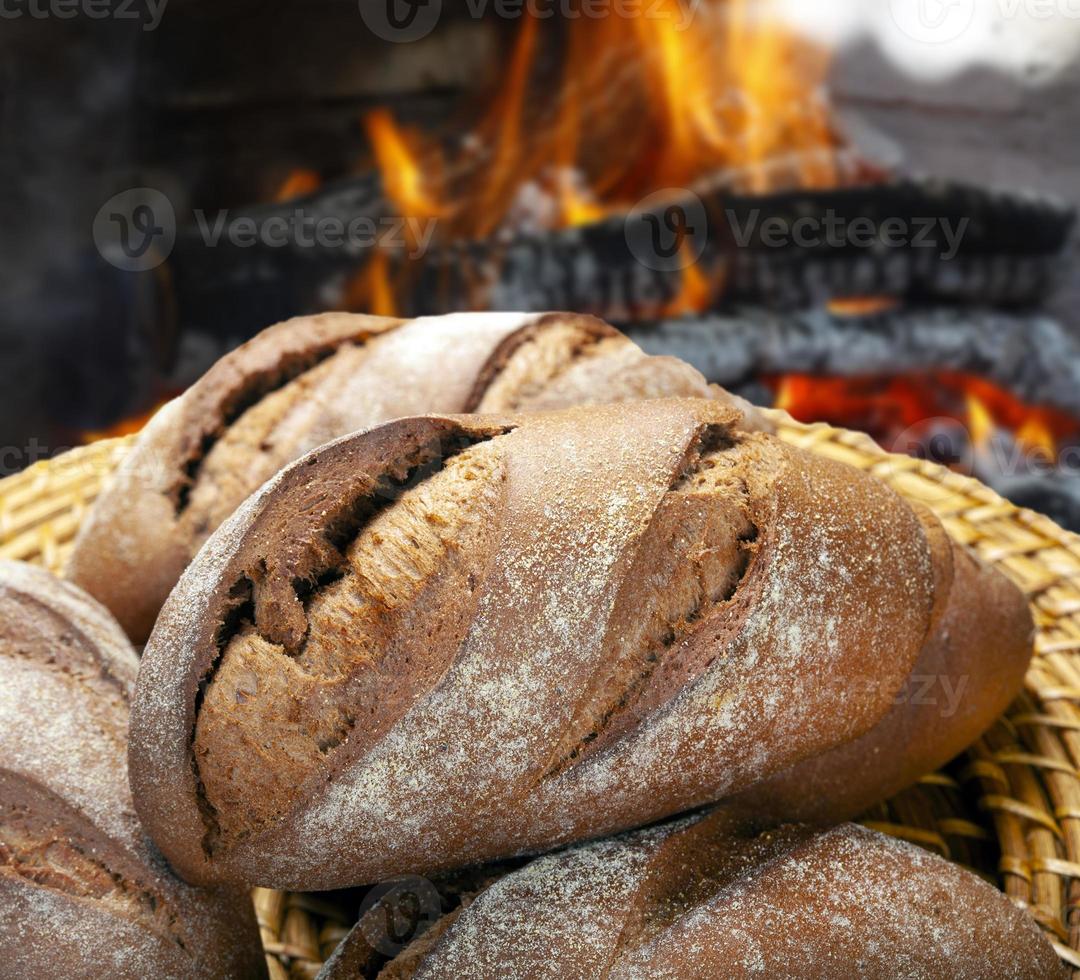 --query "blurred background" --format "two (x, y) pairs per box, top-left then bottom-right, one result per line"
(3, 0), (1080, 525)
